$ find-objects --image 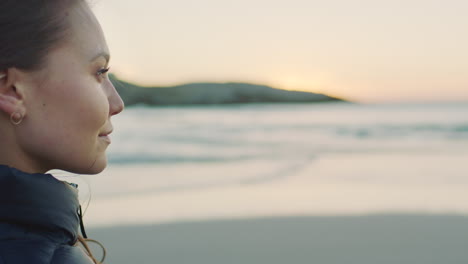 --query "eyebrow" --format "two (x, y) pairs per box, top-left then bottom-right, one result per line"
(90, 52), (110, 63)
